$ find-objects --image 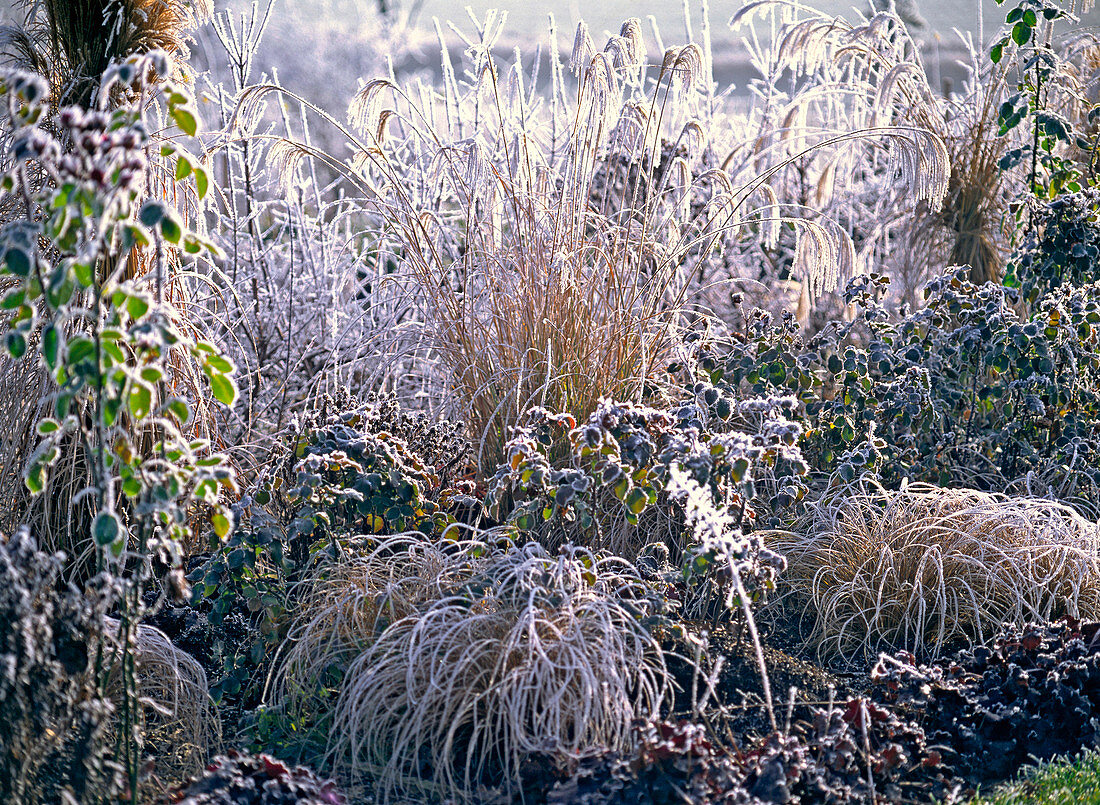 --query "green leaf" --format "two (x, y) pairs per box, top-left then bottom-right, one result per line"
(103, 394), (122, 426)
(4, 248), (30, 277)
(172, 106), (198, 137)
(25, 464), (45, 493)
(208, 371), (238, 406)
(47, 271), (74, 308)
(212, 511), (233, 539)
(206, 354), (234, 374)
(166, 398), (190, 424)
(160, 215), (182, 244)
(129, 383), (152, 419)
(1, 289), (25, 310)
(121, 224), (148, 252)
(67, 336), (94, 366)
(36, 418), (60, 435)
(175, 155), (192, 181)
(1012, 21), (1031, 45)
(730, 457), (750, 482)
(194, 166), (209, 200)
(139, 200), (166, 227)
(126, 294), (150, 321)
(73, 260), (93, 287)
(624, 487), (648, 515)
(991, 41), (1004, 64)
(6, 331), (26, 359)
(42, 324), (59, 370)
(715, 396), (731, 420)
(102, 340), (125, 364)
(93, 510), (123, 546)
